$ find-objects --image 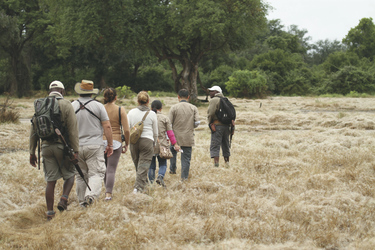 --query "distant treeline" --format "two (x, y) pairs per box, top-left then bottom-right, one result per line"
(0, 1), (374, 98)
